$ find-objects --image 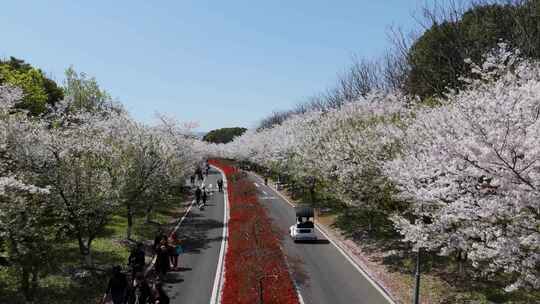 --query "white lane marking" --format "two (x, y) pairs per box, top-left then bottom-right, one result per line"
(145, 177), (206, 276)
(254, 182), (260, 188)
(280, 244), (306, 304)
(210, 165), (229, 304)
(171, 177), (206, 235)
(250, 172), (396, 304)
